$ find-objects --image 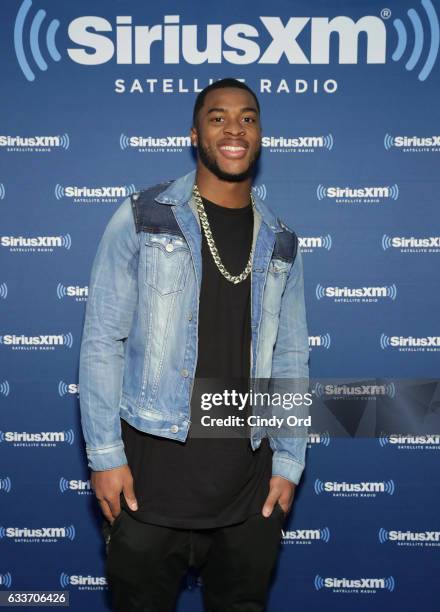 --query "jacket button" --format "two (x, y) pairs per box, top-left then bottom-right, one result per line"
(188, 312), (193, 320)
(165, 243), (174, 252)
(170, 425), (179, 433)
(181, 368), (189, 377)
